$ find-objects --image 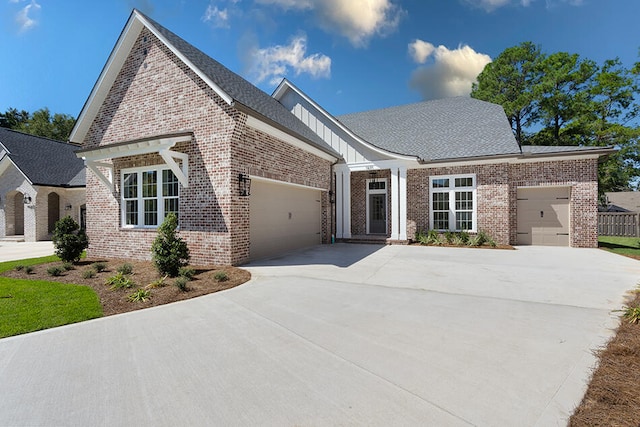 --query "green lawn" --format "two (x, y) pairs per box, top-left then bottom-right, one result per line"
(0, 255), (102, 339)
(598, 235), (640, 258)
